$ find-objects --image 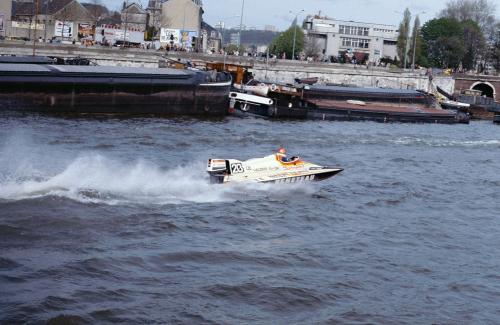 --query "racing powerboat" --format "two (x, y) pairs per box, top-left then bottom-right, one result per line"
(207, 154), (343, 184)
